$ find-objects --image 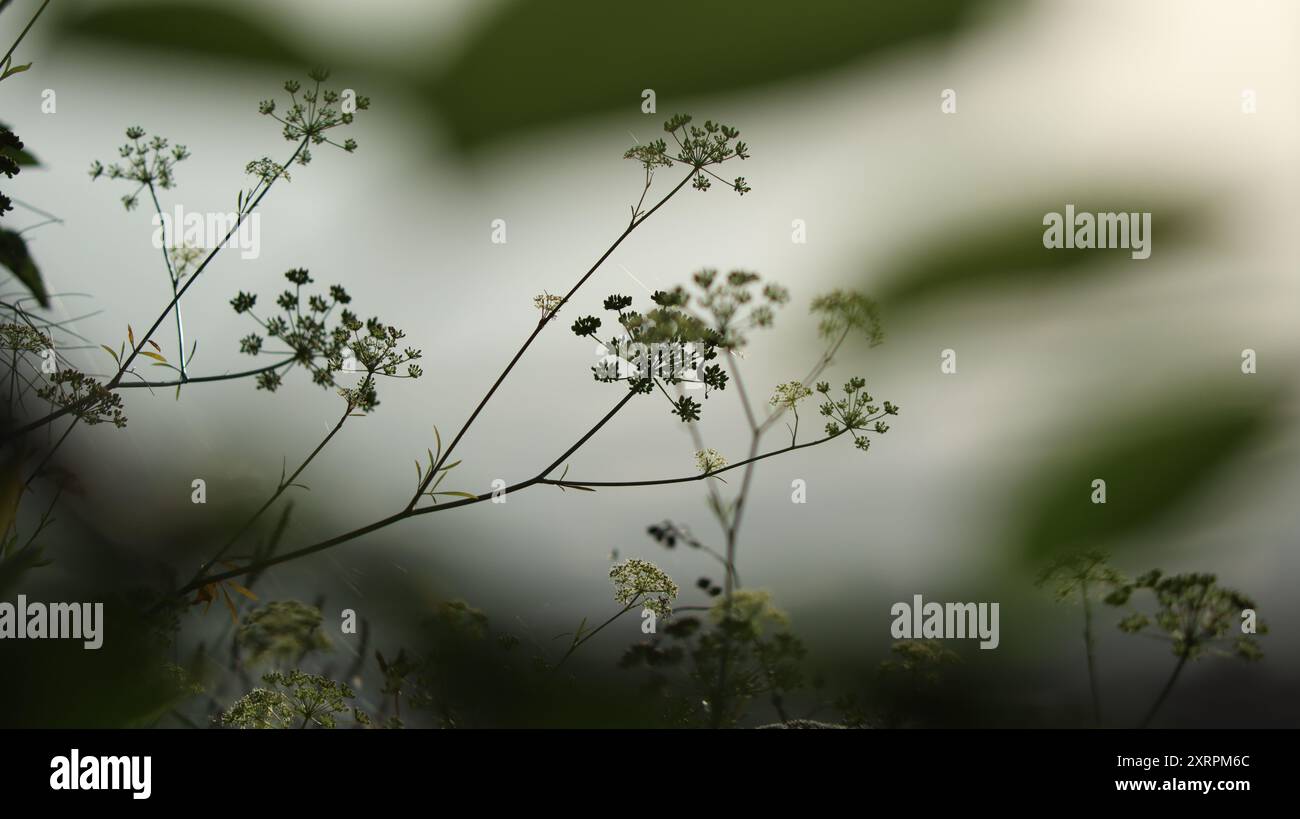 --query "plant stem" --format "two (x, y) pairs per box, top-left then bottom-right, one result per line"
(146, 181), (187, 382)
(188, 403), (353, 589)
(406, 168), (696, 510)
(23, 415), (76, 487)
(177, 385), (883, 596)
(2, 137), (309, 444)
(1139, 653), (1188, 728)
(115, 358), (294, 389)
(554, 602), (638, 670)
(180, 387), (639, 593)
(1080, 580), (1102, 726)
(0, 0), (50, 70)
